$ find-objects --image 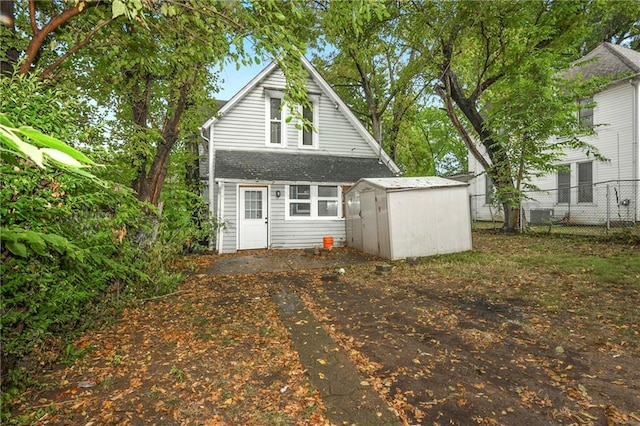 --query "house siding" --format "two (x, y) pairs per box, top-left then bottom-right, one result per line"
(269, 184), (346, 249)
(203, 58), (399, 253)
(212, 68), (378, 158)
(220, 182), (237, 253)
(468, 81), (638, 224)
